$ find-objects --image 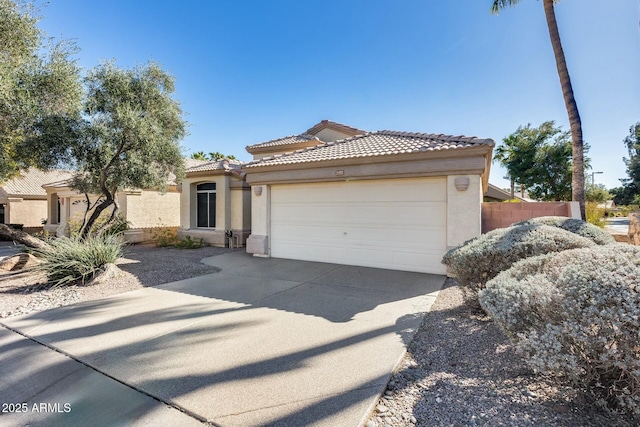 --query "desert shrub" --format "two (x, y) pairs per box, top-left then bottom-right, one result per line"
(479, 245), (640, 417)
(152, 227), (178, 247)
(514, 215), (614, 245)
(31, 235), (123, 287)
(616, 205), (640, 217)
(175, 235), (204, 249)
(442, 224), (596, 295)
(585, 202), (606, 228)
